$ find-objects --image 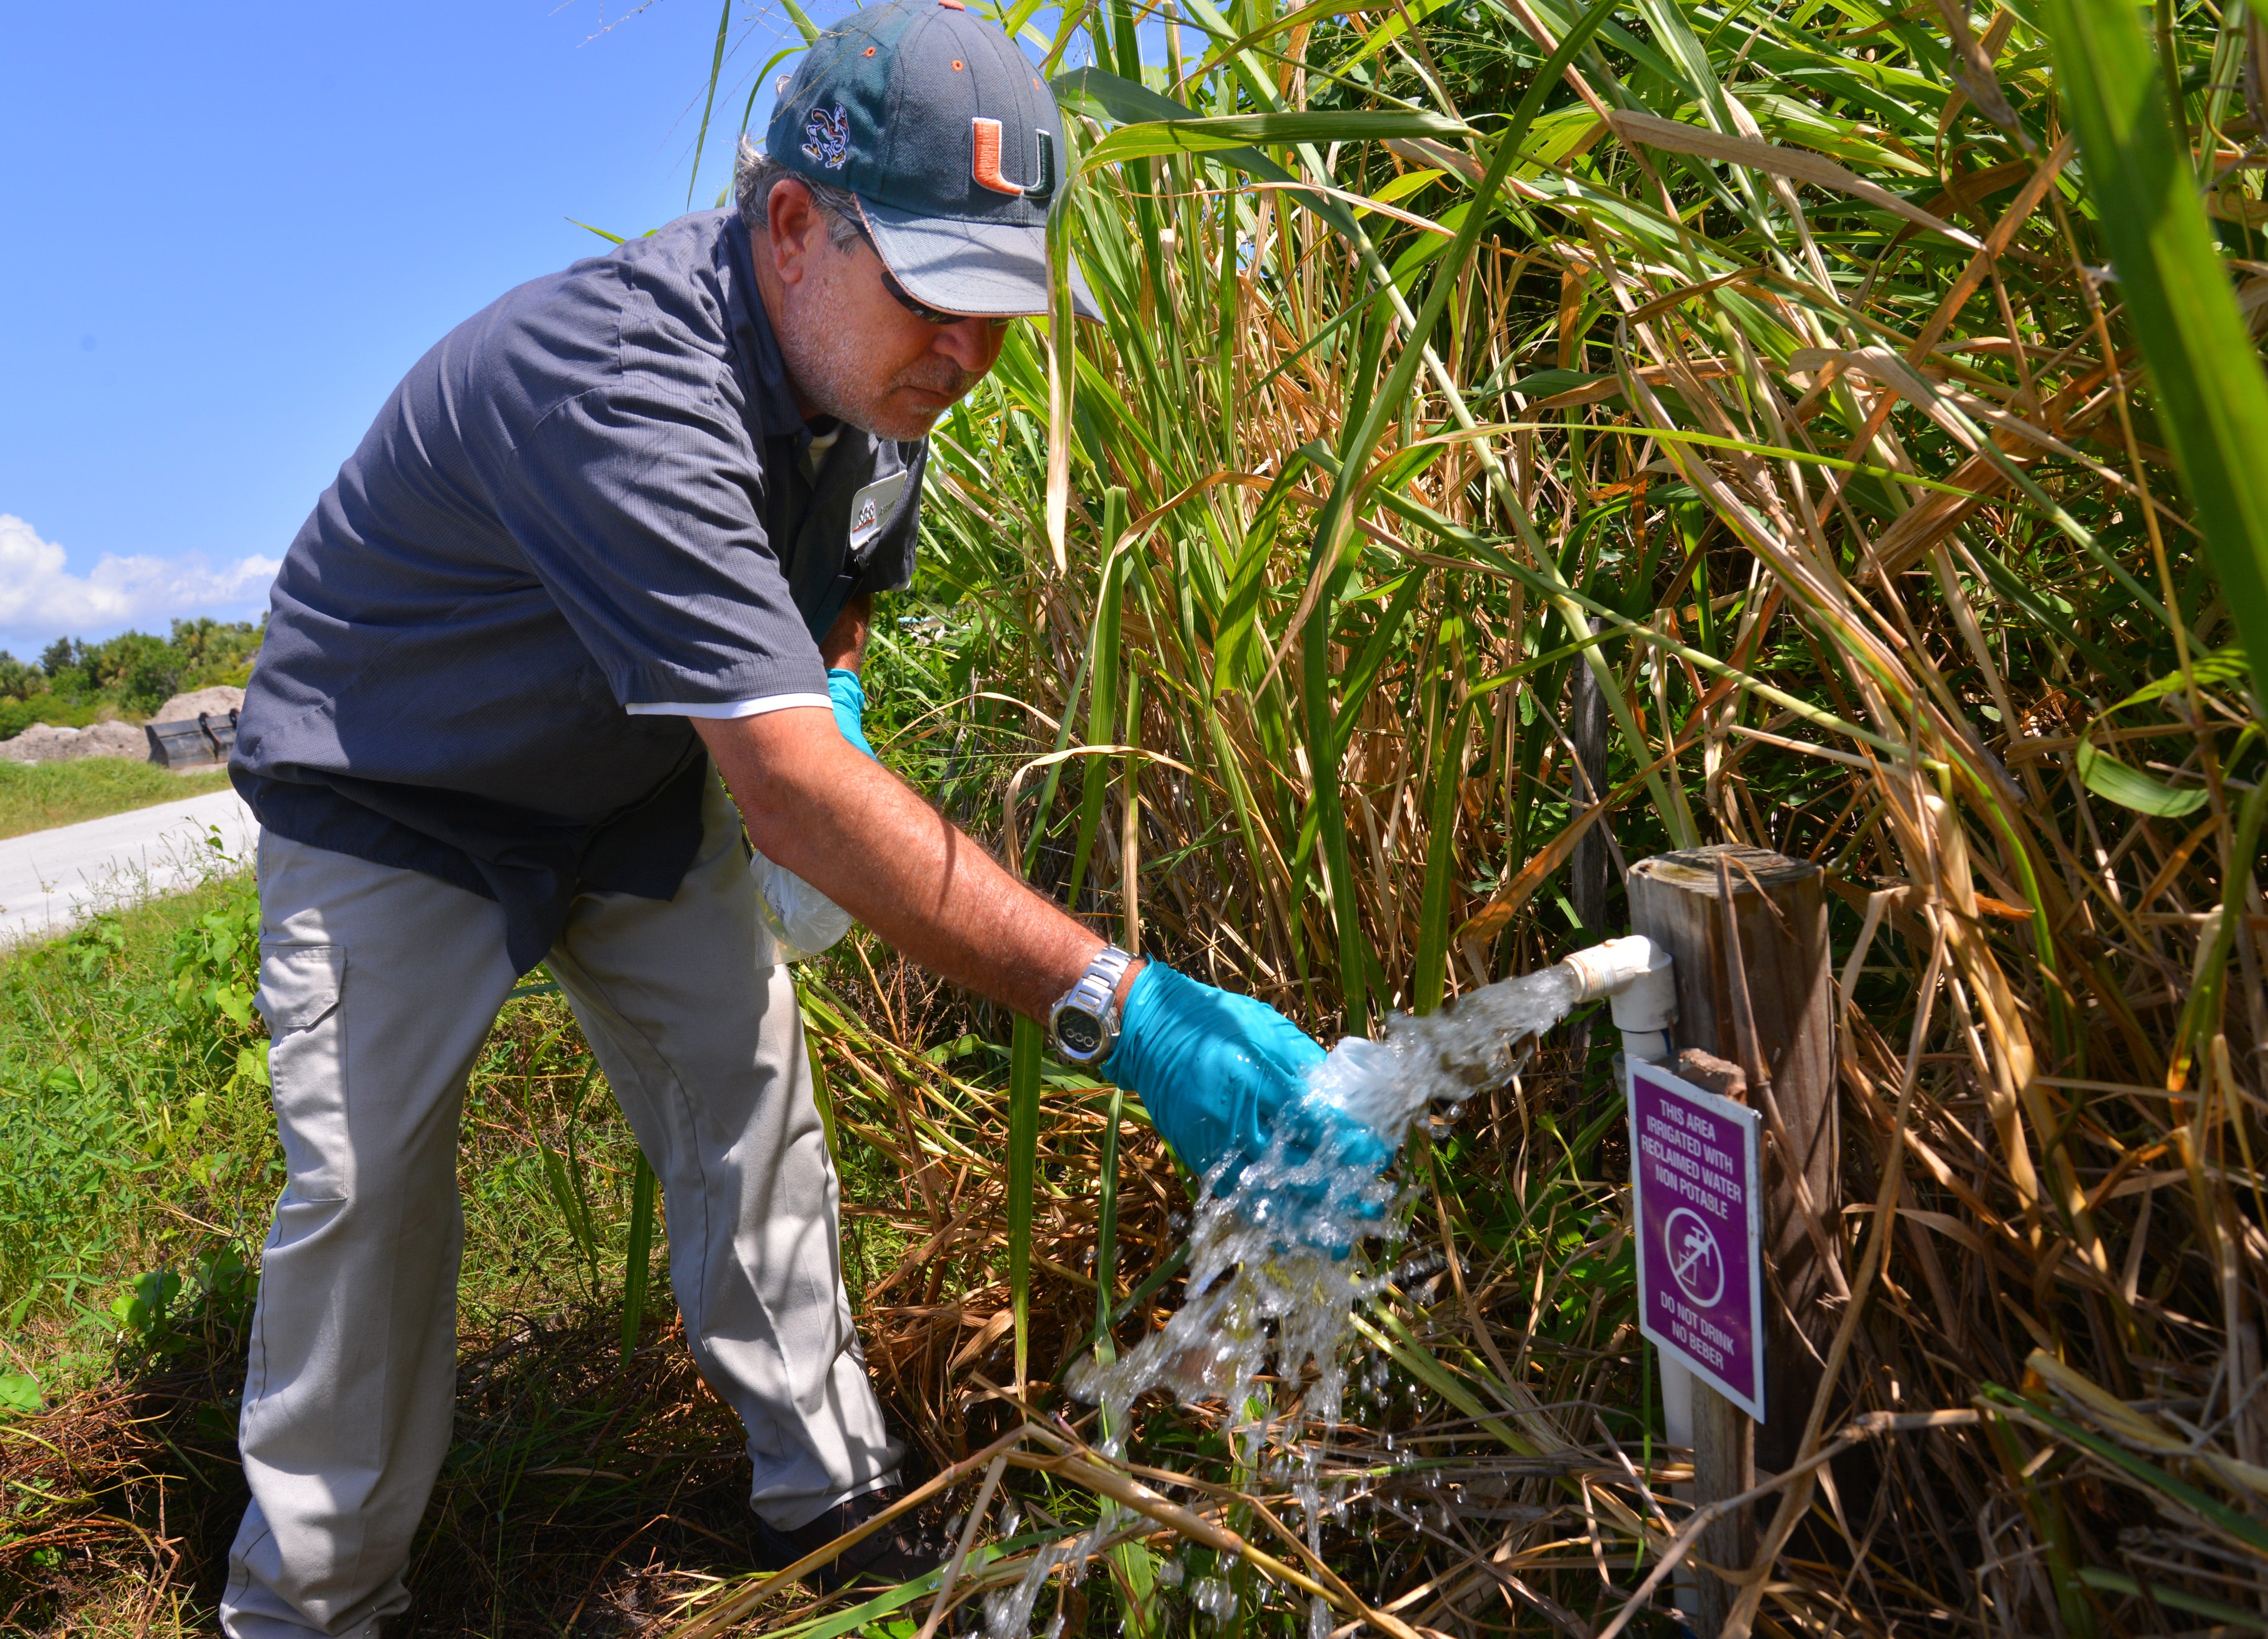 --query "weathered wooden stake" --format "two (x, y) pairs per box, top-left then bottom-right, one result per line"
(1629, 843), (1837, 1636)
